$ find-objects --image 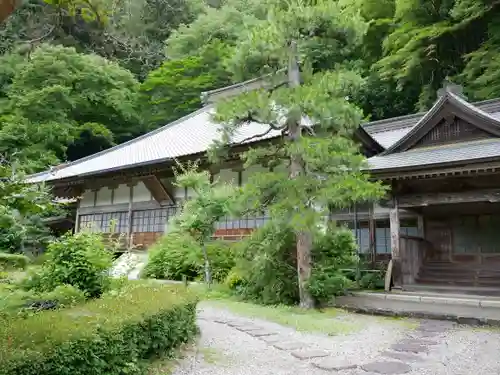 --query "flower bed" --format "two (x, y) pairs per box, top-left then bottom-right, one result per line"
(0, 283), (198, 375)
